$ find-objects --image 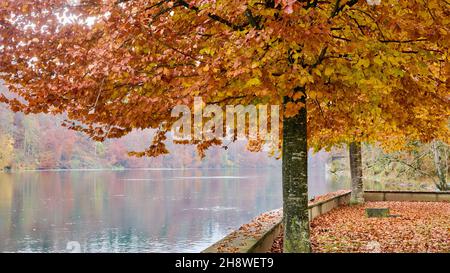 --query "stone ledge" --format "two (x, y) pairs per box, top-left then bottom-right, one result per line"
(364, 190), (450, 202)
(202, 209), (283, 253)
